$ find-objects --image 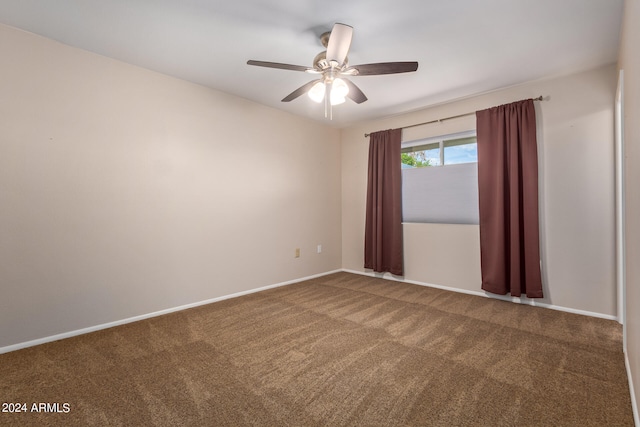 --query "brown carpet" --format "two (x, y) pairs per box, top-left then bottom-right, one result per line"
(0, 272), (633, 426)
